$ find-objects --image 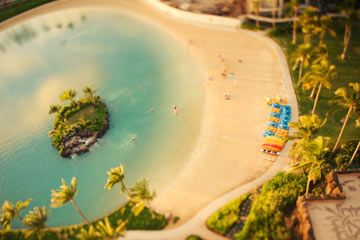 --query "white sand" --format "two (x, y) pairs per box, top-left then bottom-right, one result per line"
(0, 0), (294, 227)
